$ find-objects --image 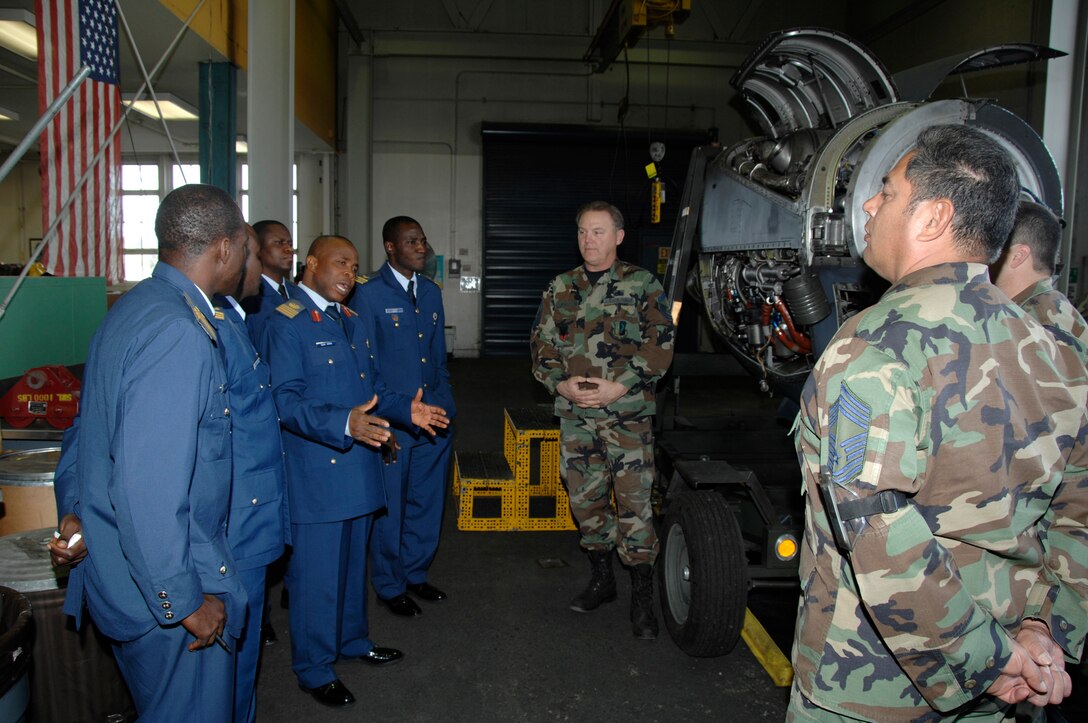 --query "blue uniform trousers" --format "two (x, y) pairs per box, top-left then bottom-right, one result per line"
(370, 432), (452, 597)
(113, 620), (234, 723)
(289, 515), (375, 688)
(233, 565), (268, 723)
